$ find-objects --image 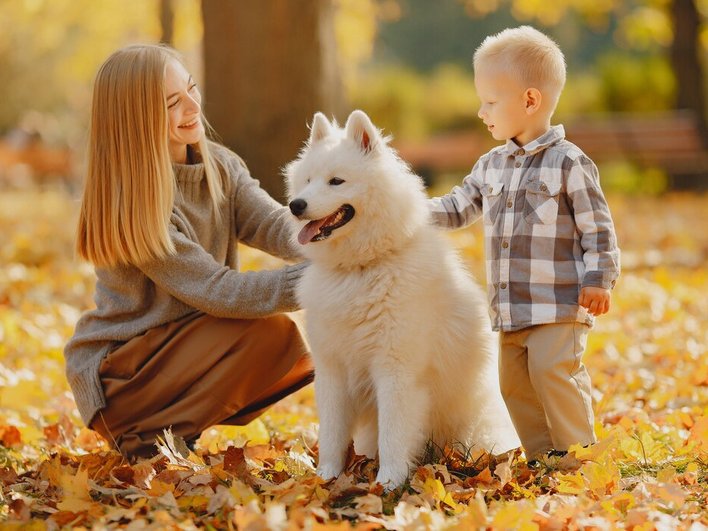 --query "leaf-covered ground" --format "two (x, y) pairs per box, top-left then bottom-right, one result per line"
(1, 189), (707, 530)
